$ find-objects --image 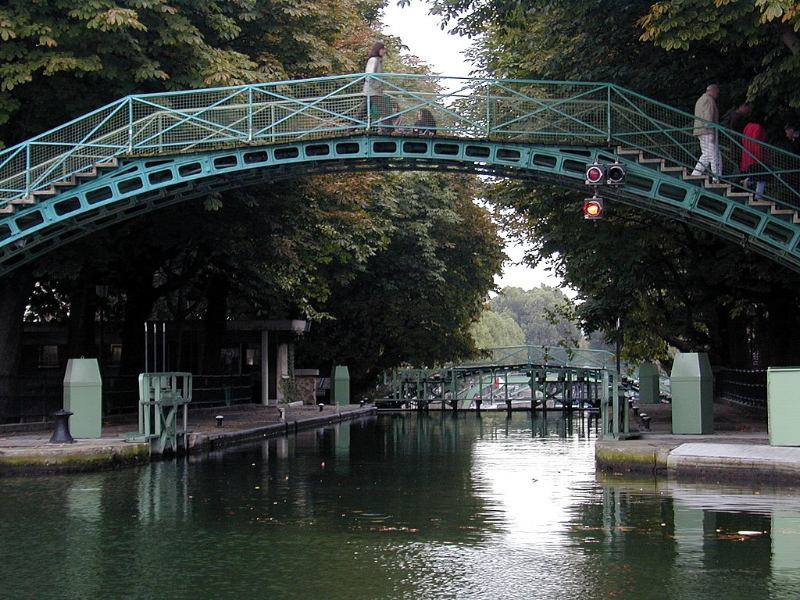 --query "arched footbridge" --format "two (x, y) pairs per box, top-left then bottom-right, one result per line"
(2, 73), (800, 276)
